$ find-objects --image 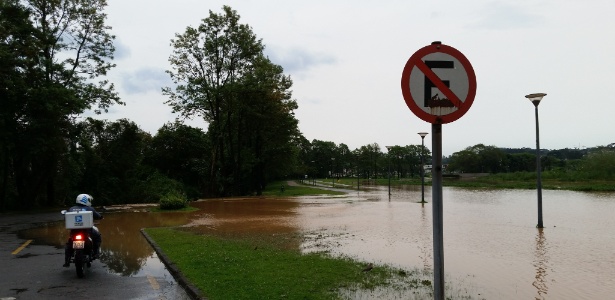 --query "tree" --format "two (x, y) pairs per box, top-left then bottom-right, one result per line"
(0, 0), (119, 209)
(309, 140), (337, 178)
(0, 0), (36, 209)
(448, 144), (506, 173)
(580, 150), (615, 180)
(145, 122), (210, 199)
(355, 143), (381, 181)
(164, 6), (300, 196)
(506, 153), (535, 172)
(72, 118), (150, 205)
